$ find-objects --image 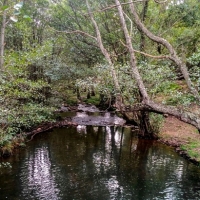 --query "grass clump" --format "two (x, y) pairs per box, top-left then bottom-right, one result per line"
(84, 95), (100, 106)
(181, 140), (200, 161)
